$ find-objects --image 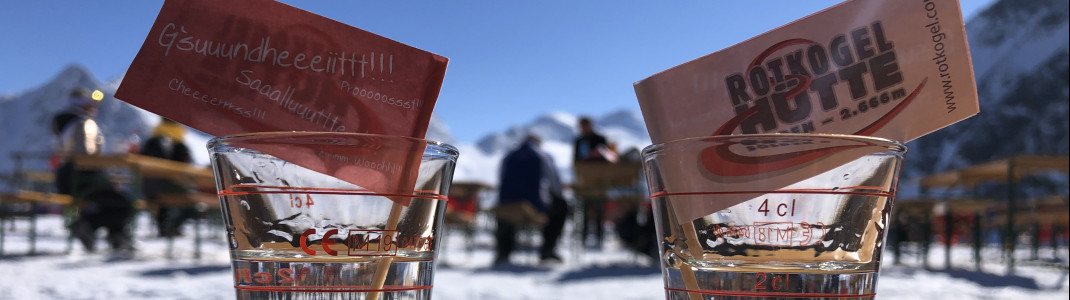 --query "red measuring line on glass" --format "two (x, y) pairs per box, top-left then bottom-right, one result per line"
(218, 184), (449, 201)
(665, 287), (876, 298)
(649, 186), (895, 199)
(235, 285), (433, 293)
